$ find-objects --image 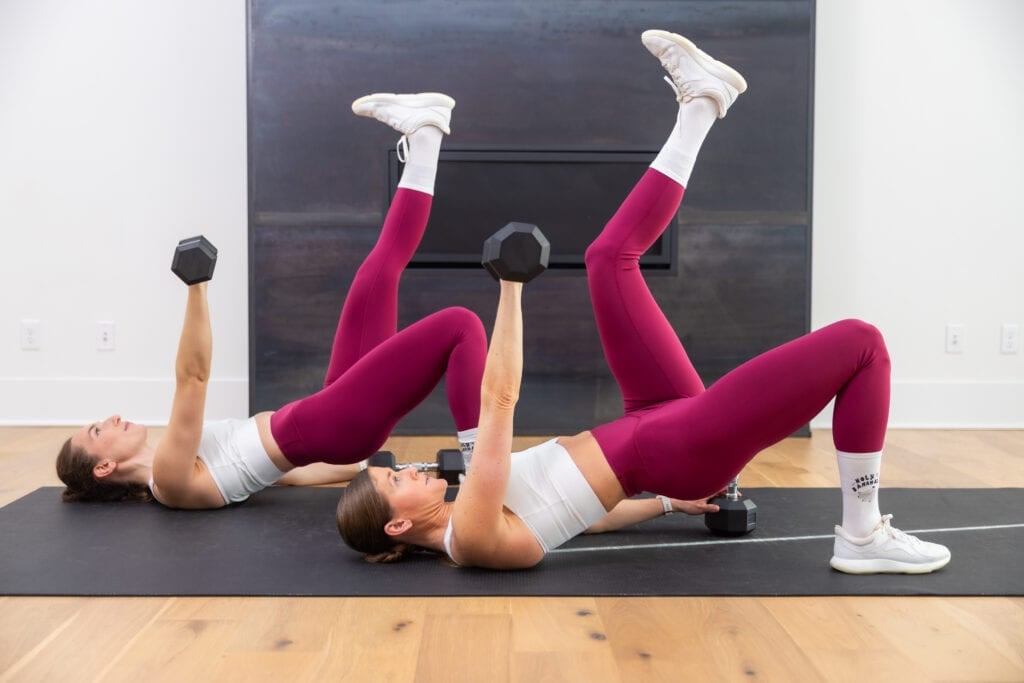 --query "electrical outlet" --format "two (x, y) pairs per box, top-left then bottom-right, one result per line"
(945, 324), (964, 354)
(1001, 323), (1020, 354)
(96, 321), (115, 351)
(21, 319), (41, 350)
